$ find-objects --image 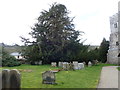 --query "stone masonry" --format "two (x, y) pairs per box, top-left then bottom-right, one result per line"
(107, 2), (120, 65)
